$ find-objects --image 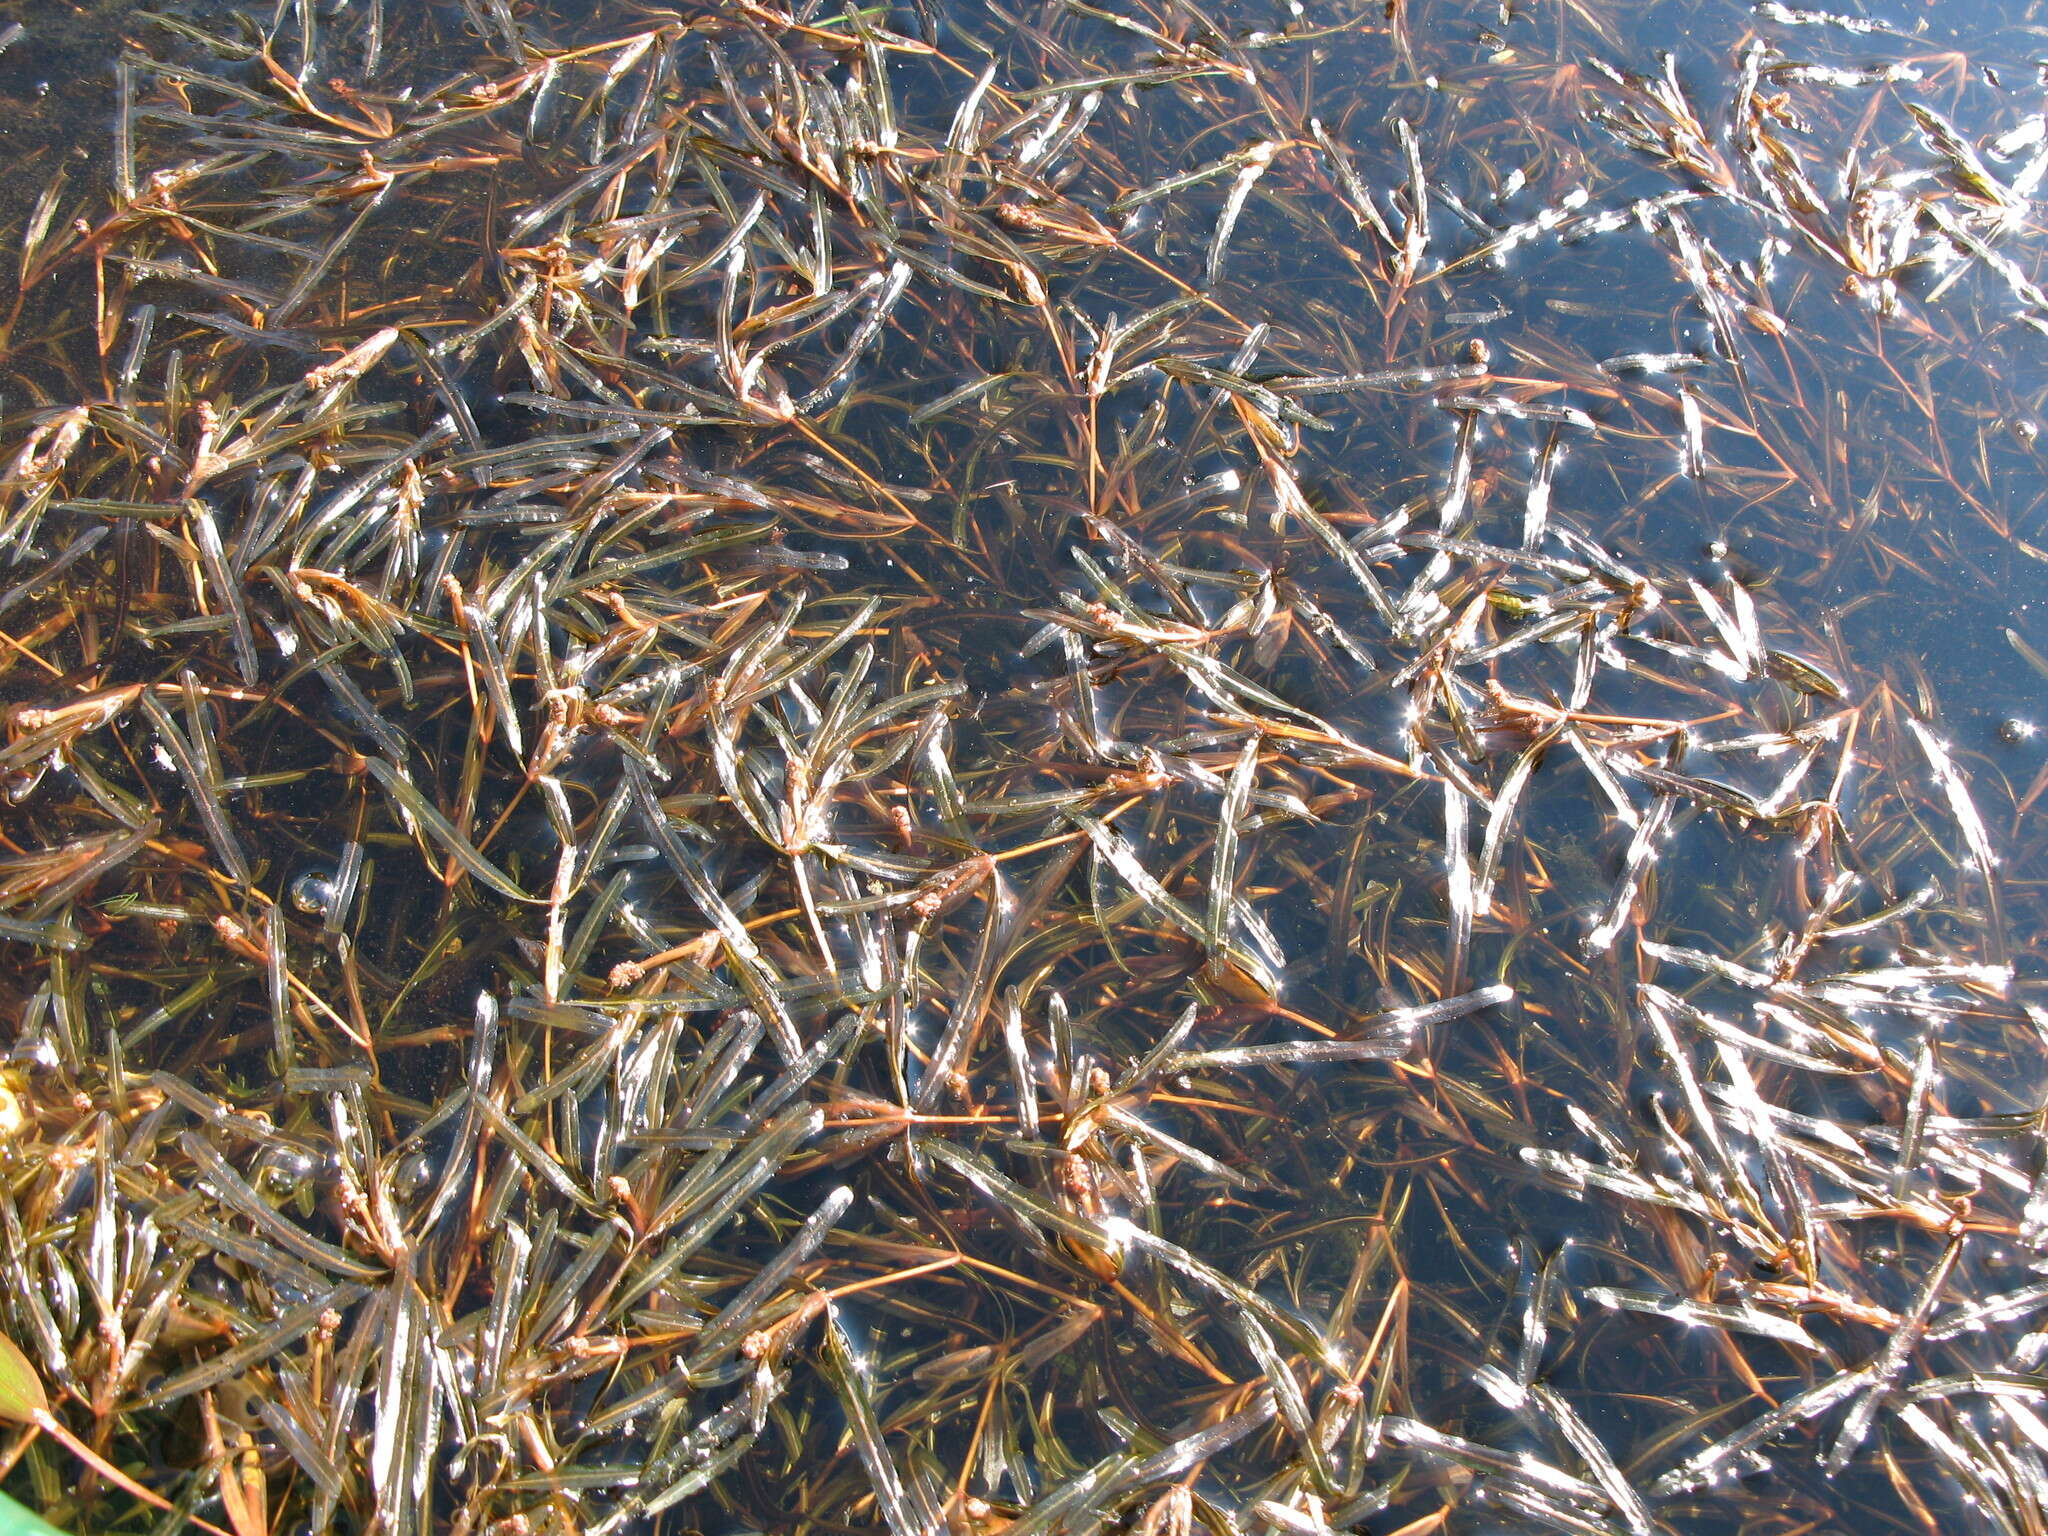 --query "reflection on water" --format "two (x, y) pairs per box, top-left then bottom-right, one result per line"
(0, 0), (2043, 1533)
